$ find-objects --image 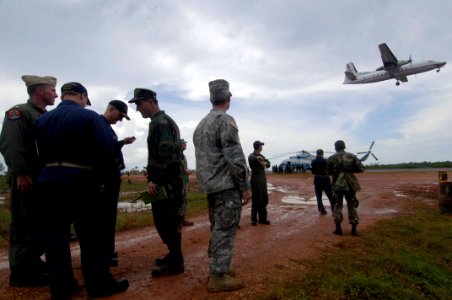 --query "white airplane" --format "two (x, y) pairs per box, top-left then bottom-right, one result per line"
(343, 43), (446, 86)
